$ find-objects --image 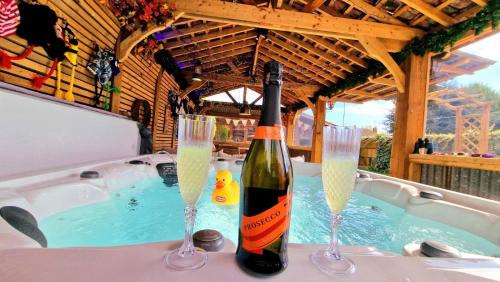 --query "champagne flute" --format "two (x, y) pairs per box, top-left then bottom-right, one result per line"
(311, 125), (362, 276)
(165, 114), (215, 271)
